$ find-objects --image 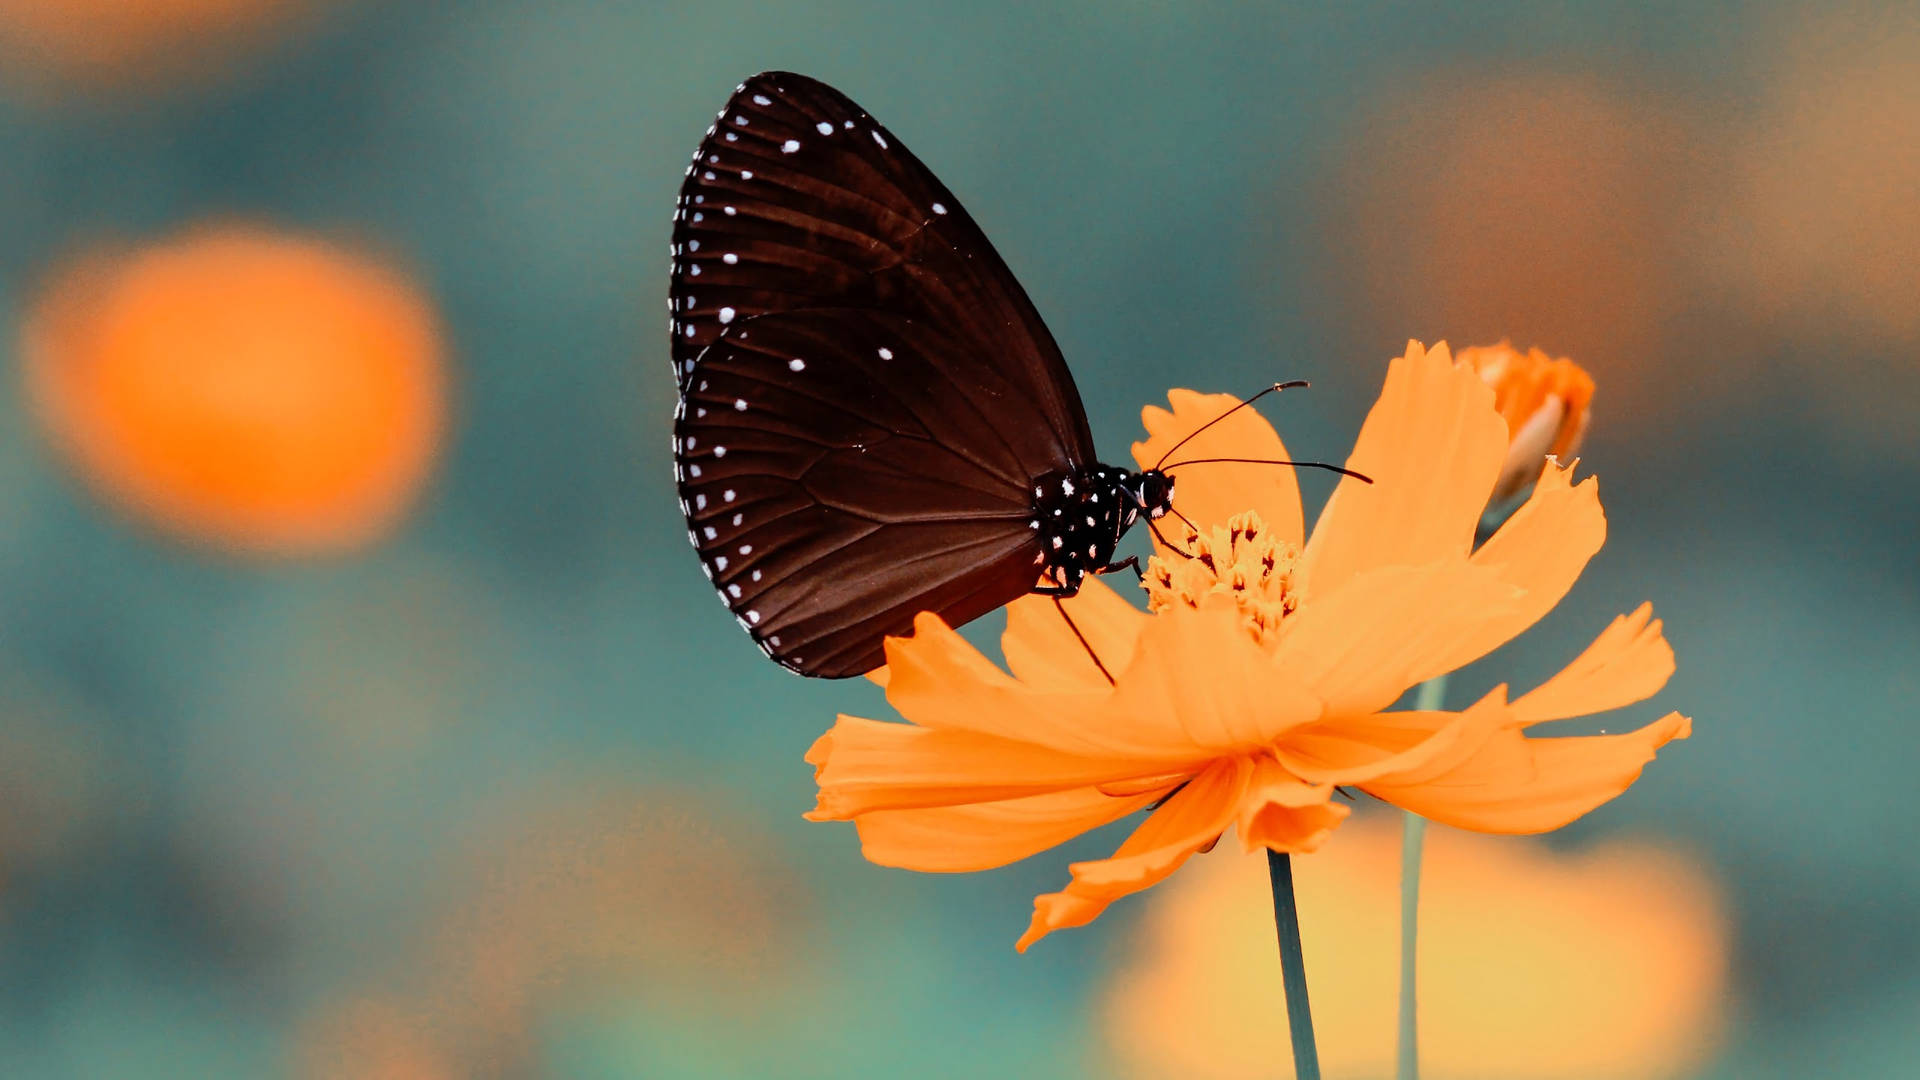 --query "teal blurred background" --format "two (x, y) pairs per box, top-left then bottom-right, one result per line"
(1, 2), (1916, 1077)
